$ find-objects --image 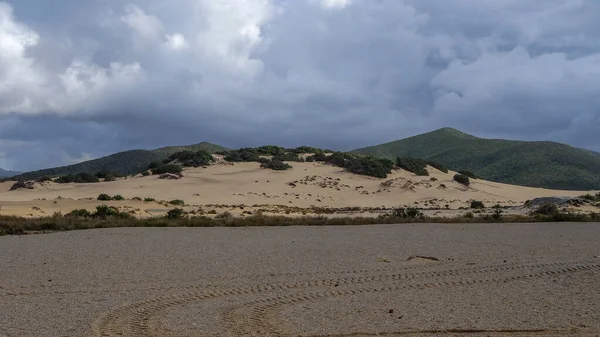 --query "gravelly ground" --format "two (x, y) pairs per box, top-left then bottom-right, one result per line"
(1, 223), (599, 337)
